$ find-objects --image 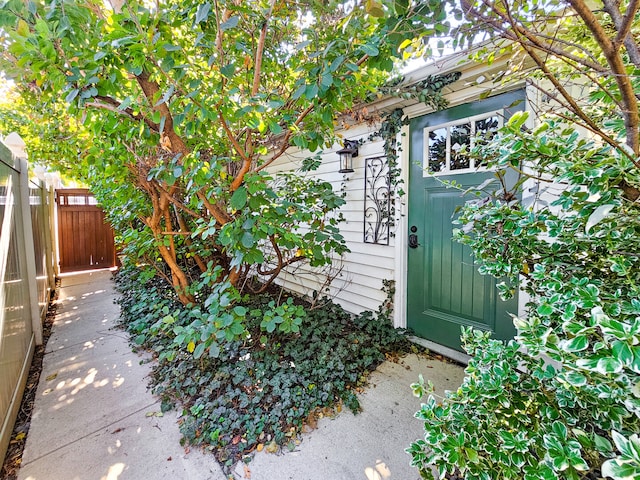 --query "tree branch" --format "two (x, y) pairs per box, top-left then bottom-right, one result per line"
(603, 0), (640, 67)
(613, 0), (640, 49)
(136, 70), (190, 156)
(463, 0), (640, 156)
(196, 191), (233, 225)
(466, 0), (609, 73)
(254, 236), (306, 292)
(219, 106), (253, 192)
(526, 45), (633, 157)
(568, 0), (640, 154)
(252, 0), (276, 96)
(214, 0), (233, 63)
(155, 182), (203, 219)
(173, 205), (207, 273)
(257, 104), (315, 172)
(86, 96), (160, 133)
